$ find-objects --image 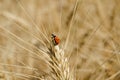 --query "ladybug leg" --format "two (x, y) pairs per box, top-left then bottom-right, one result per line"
(51, 37), (56, 46)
